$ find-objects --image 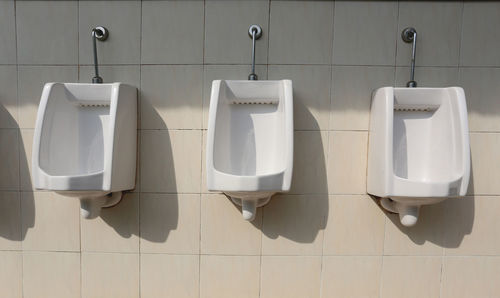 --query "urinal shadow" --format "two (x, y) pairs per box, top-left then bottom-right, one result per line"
(260, 102), (329, 244)
(100, 100), (179, 243)
(0, 104), (35, 244)
(378, 166), (475, 249)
